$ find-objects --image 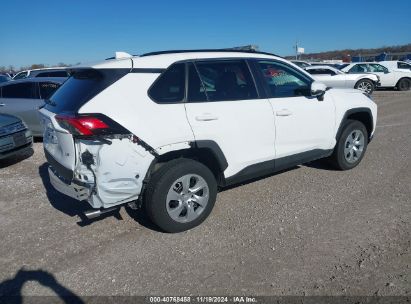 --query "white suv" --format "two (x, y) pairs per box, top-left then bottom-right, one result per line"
(40, 50), (377, 232)
(341, 62), (411, 91)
